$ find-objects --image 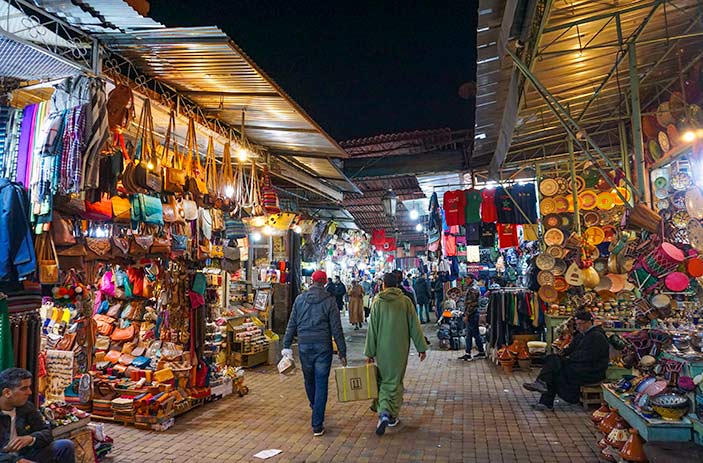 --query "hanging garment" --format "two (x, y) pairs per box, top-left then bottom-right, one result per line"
(497, 223), (518, 248)
(465, 223), (480, 245)
(0, 298), (12, 370)
(443, 190), (466, 226)
(0, 179), (36, 281)
(480, 188), (498, 222)
(15, 104), (37, 186)
(81, 78), (109, 190)
(495, 186), (517, 224)
(512, 183), (538, 223)
(479, 222), (497, 248)
(464, 189), (482, 224)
